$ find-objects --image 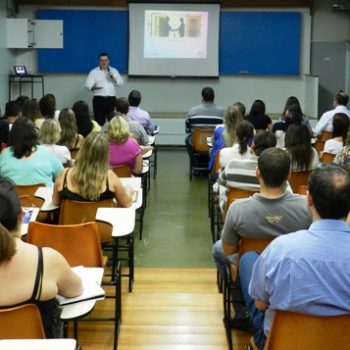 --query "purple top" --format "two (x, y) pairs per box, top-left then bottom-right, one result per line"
(109, 138), (141, 169)
(127, 106), (154, 134)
